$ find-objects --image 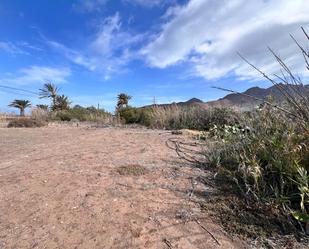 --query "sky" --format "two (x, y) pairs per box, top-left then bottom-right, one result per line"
(0, 0), (308, 112)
